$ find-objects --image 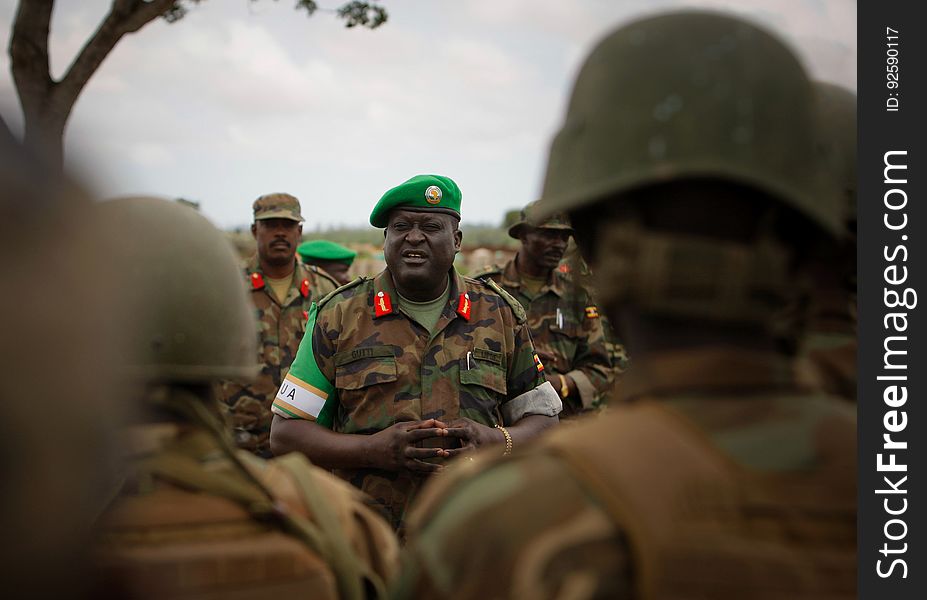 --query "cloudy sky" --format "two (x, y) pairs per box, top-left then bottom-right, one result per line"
(0, 0), (856, 230)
